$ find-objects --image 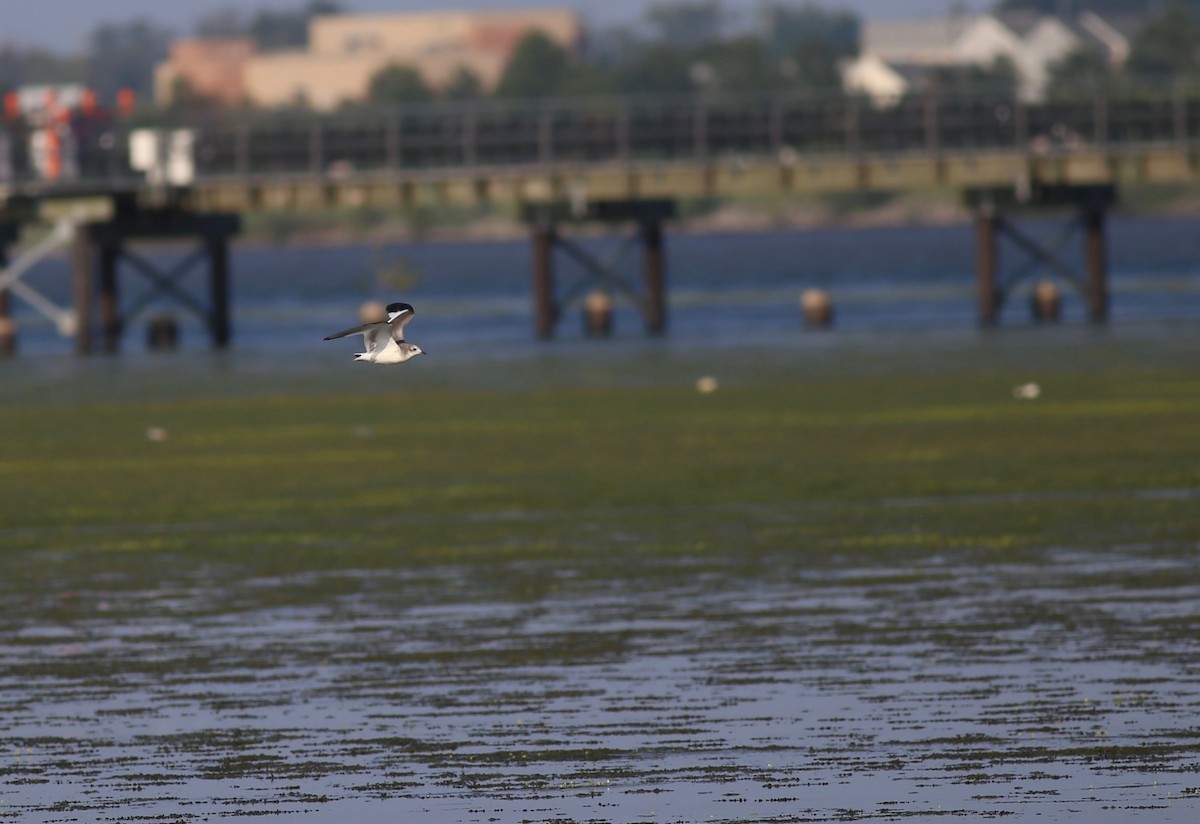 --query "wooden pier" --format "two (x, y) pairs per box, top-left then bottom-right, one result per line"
(522, 198), (675, 339)
(968, 183), (1114, 326)
(0, 190), (239, 355)
(72, 197), (240, 354)
(3, 84), (1200, 350)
